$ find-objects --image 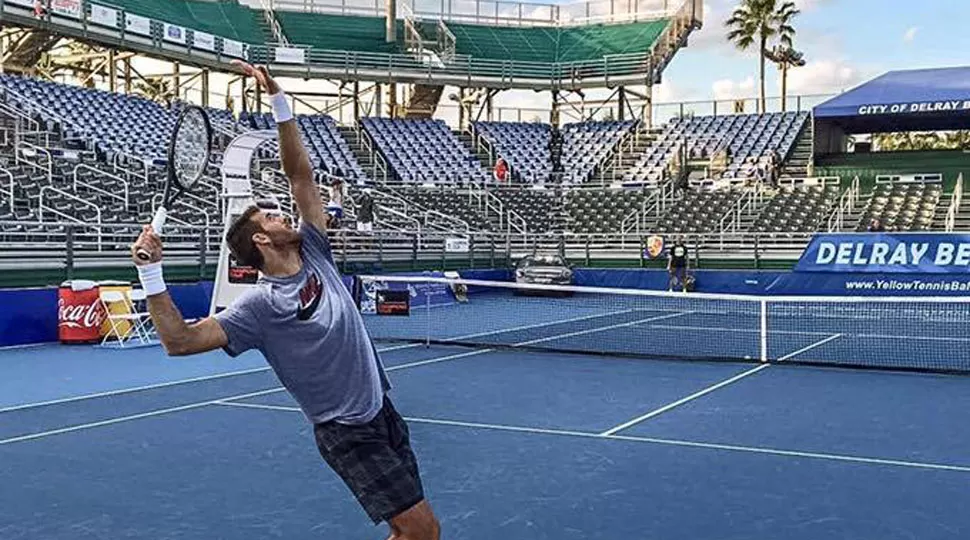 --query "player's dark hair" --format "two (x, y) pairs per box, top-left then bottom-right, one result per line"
(225, 205), (265, 270)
